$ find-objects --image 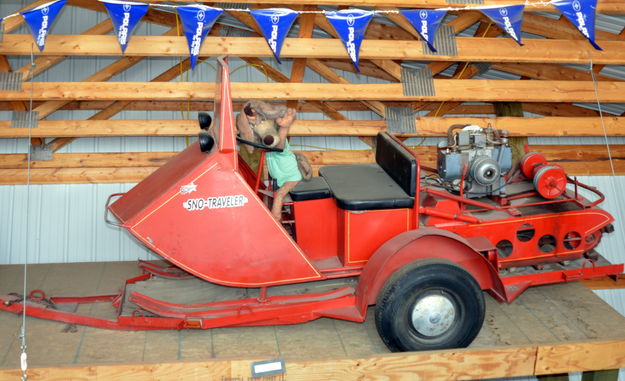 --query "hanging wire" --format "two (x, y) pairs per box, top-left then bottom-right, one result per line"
(589, 56), (616, 176)
(18, 43), (37, 381)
